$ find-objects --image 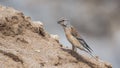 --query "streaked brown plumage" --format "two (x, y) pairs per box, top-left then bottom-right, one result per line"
(57, 18), (94, 56)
